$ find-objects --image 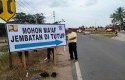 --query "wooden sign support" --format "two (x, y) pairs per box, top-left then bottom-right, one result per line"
(53, 47), (57, 65)
(22, 52), (26, 69)
(9, 52), (12, 69)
